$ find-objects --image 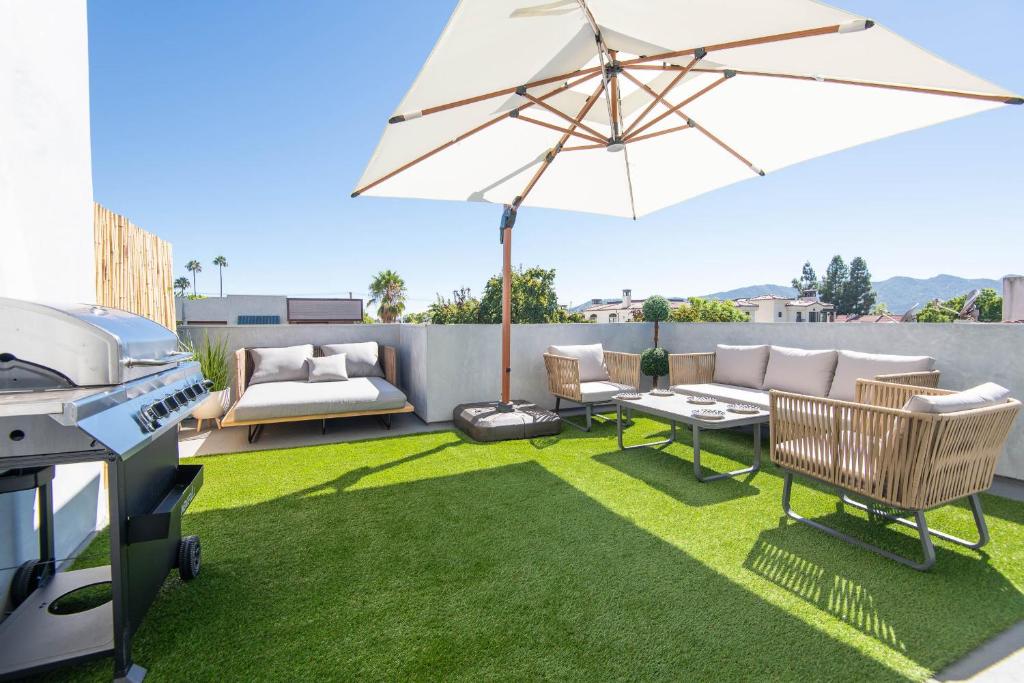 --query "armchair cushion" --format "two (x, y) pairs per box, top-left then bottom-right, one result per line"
(712, 344), (770, 389)
(322, 341), (385, 378)
(904, 382), (1010, 414)
(761, 346), (838, 397)
(828, 350), (935, 401)
(249, 344), (314, 385)
(579, 381), (635, 404)
(547, 344), (609, 382)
